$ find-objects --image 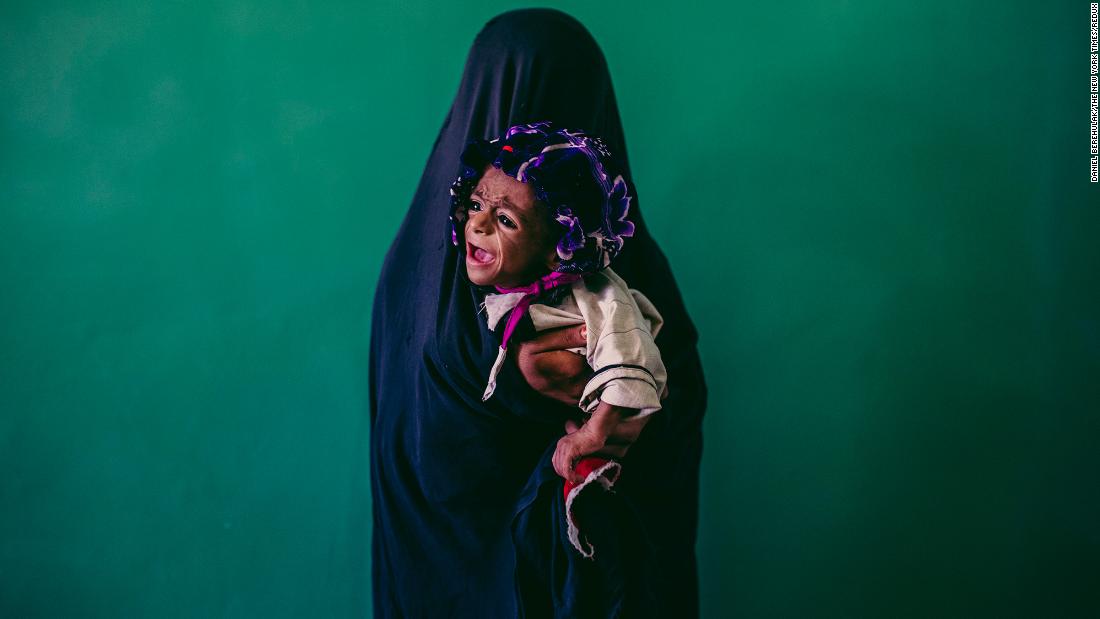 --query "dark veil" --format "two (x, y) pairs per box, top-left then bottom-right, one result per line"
(369, 8), (707, 617)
